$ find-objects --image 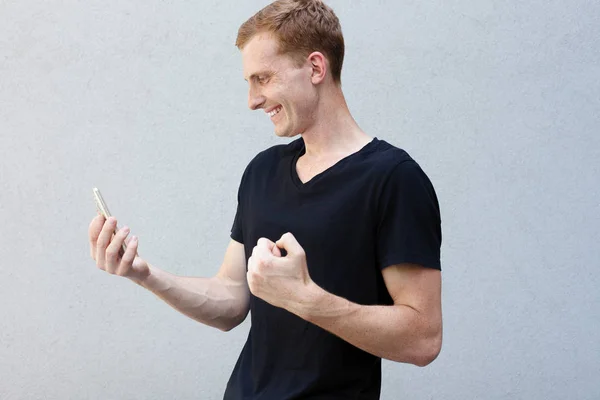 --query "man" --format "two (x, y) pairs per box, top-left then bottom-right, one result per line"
(88, 0), (443, 398)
